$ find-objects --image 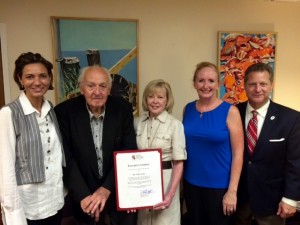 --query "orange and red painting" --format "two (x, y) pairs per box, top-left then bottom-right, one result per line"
(218, 31), (277, 105)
